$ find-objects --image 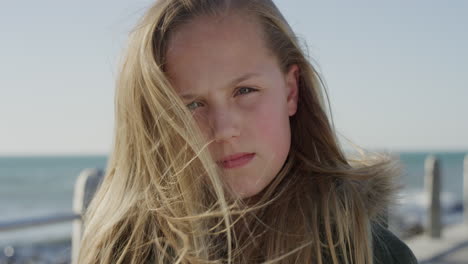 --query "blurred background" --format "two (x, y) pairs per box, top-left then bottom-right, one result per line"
(1, 0), (467, 263)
